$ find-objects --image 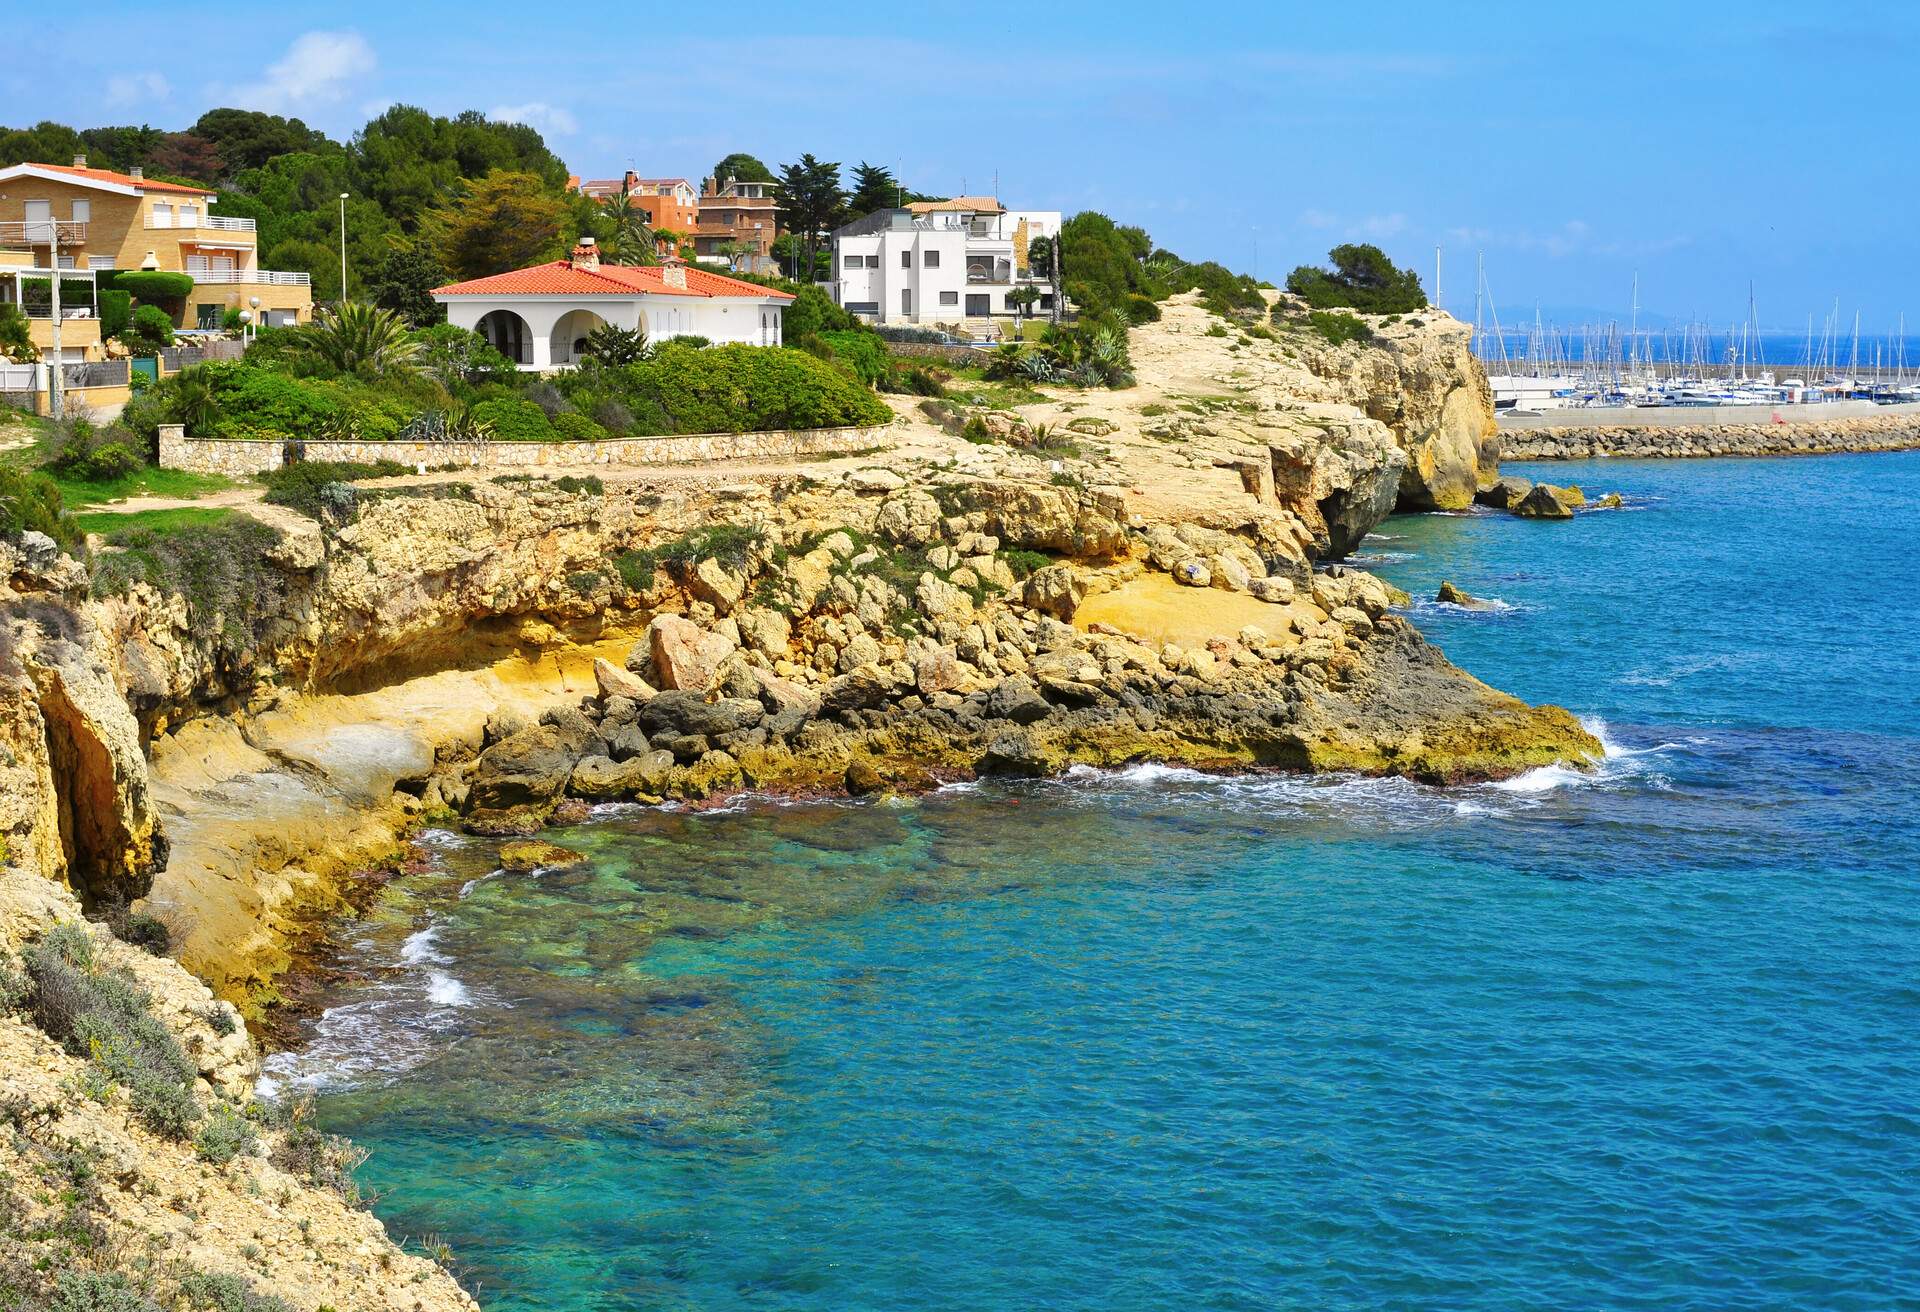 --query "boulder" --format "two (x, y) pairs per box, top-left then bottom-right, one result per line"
(914, 574), (975, 626)
(1173, 559), (1212, 588)
(1474, 475), (1534, 510)
(639, 691), (764, 738)
(571, 753), (669, 801)
(1435, 580), (1488, 608)
(594, 657), (656, 703)
(980, 729), (1050, 776)
(1248, 576), (1295, 605)
(1023, 565), (1085, 620)
(1511, 484), (1577, 519)
(986, 674), (1050, 724)
(874, 489), (944, 547)
(915, 645), (964, 695)
(755, 670), (821, 717)
(688, 558), (748, 613)
(468, 725), (579, 811)
(605, 722), (652, 762)
(849, 468), (905, 493)
(821, 665), (891, 716)
(735, 606), (792, 658)
(648, 614), (737, 691)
